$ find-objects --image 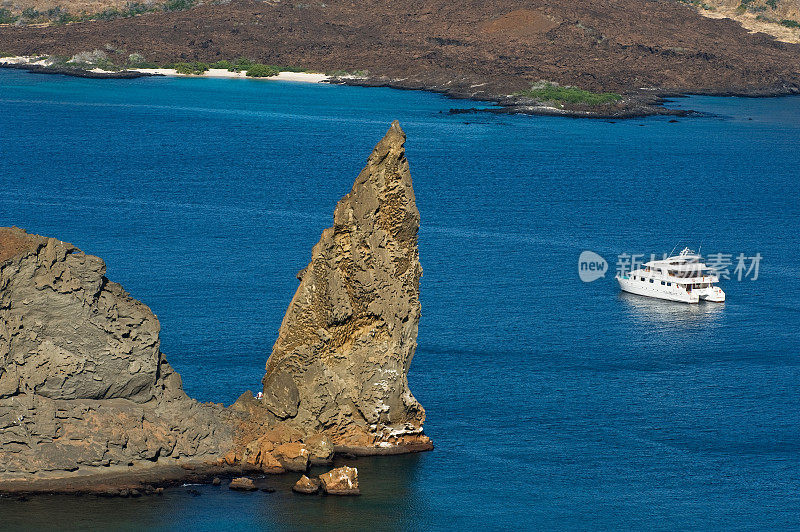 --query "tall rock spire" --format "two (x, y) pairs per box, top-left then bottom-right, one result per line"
(262, 121), (431, 452)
